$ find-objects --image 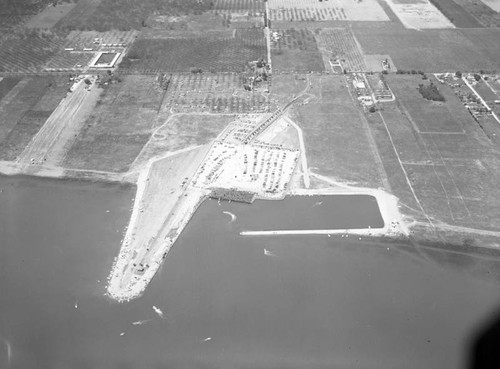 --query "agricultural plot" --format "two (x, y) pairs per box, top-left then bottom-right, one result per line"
(64, 75), (164, 173)
(270, 28), (324, 72)
(452, 0), (500, 27)
(353, 27), (500, 72)
(213, 0), (265, 13)
(0, 77), (21, 102)
(267, 0), (389, 22)
(54, 0), (212, 32)
(53, 0), (102, 32)
(315, 28), (366, 72)
(0, 35), (64, 73)
(0, 76), (70, 161)
(385, 0), (455, 29)
(25, 2), (76, 29)
(44, 30), (137, 71)
(120, 29), (265, 73)
(162, 73), (269, 114)
(427, 0), (482, 28)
